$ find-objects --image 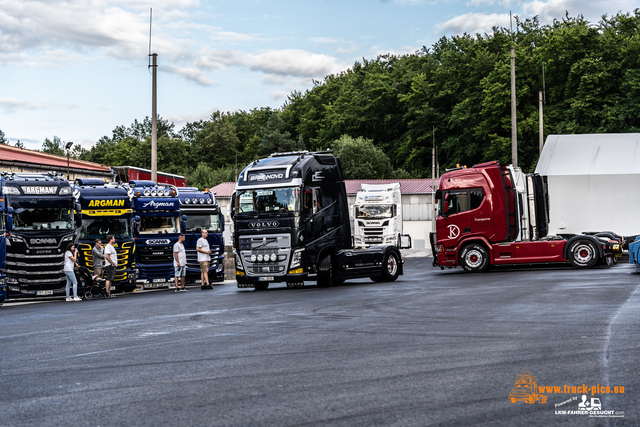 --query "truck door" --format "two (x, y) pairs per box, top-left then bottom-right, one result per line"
(437, 190), (472, 249)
